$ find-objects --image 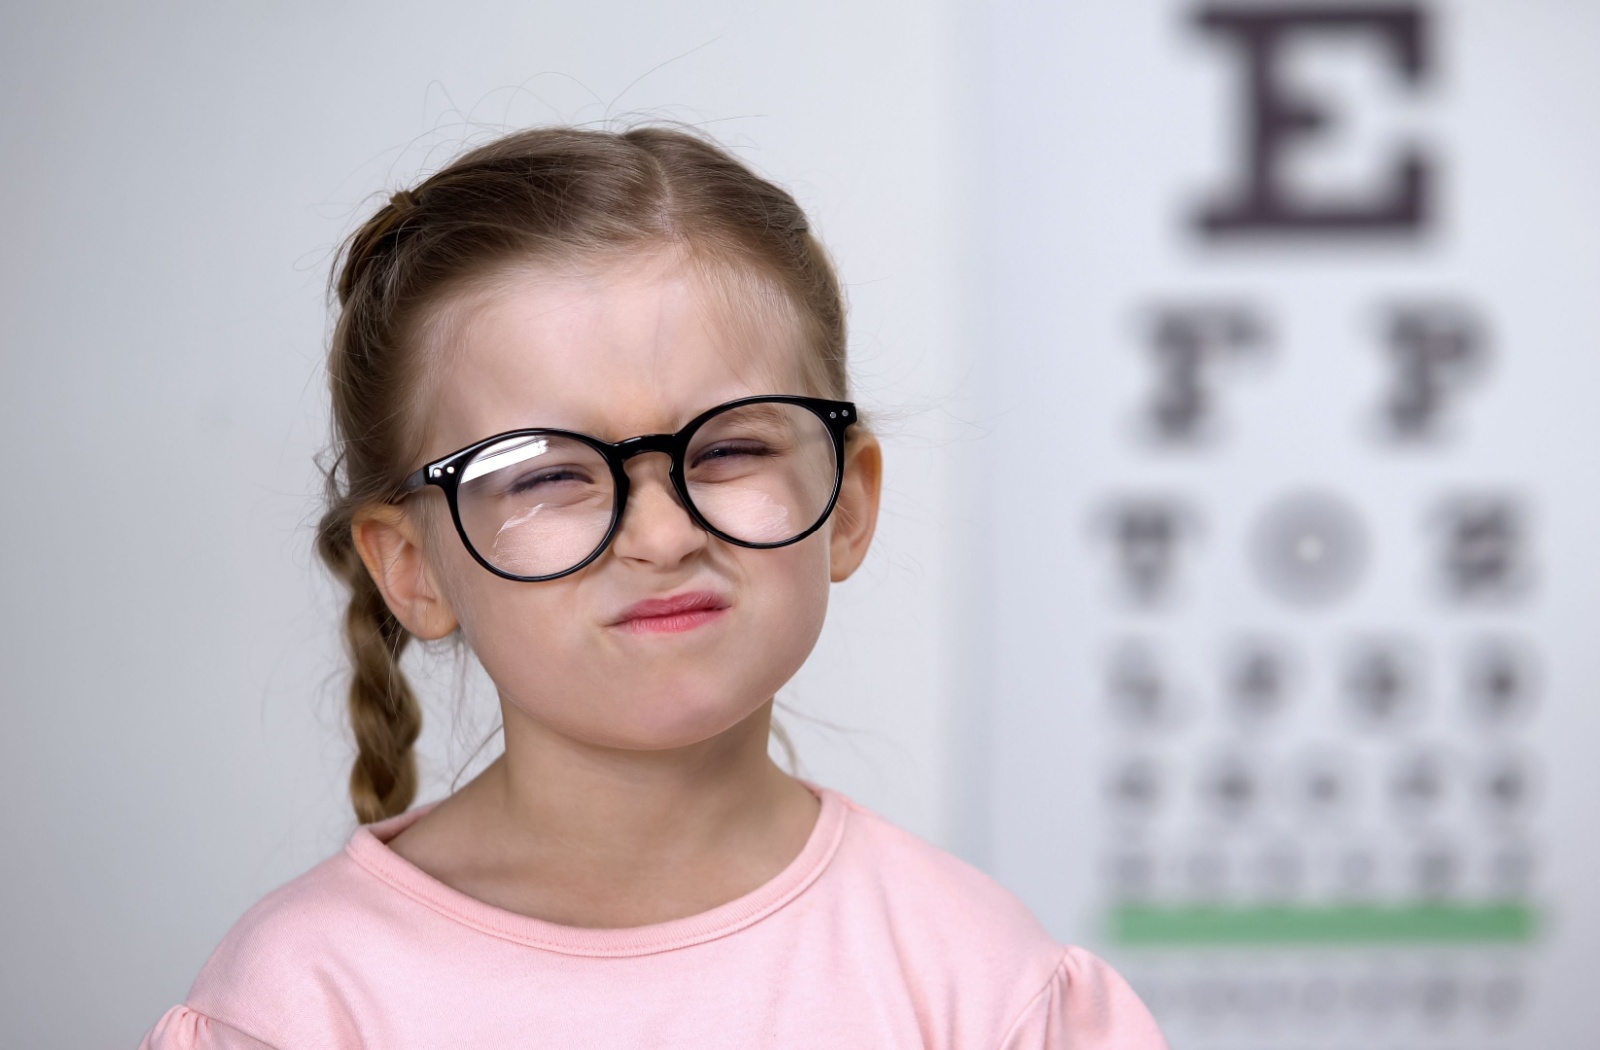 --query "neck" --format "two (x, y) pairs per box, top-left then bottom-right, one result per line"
(492, 698), (799, 861)
(412, 696), (821, 927)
